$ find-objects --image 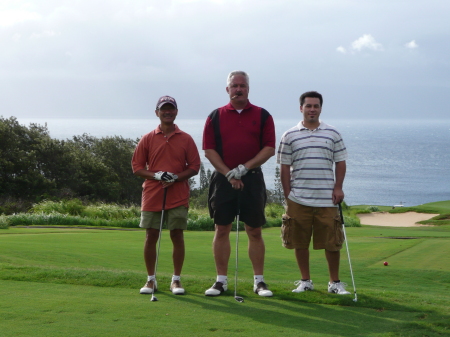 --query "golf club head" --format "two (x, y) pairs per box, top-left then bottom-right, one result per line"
(150, 296), (158, 302)
(234, 296), (244, 303)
